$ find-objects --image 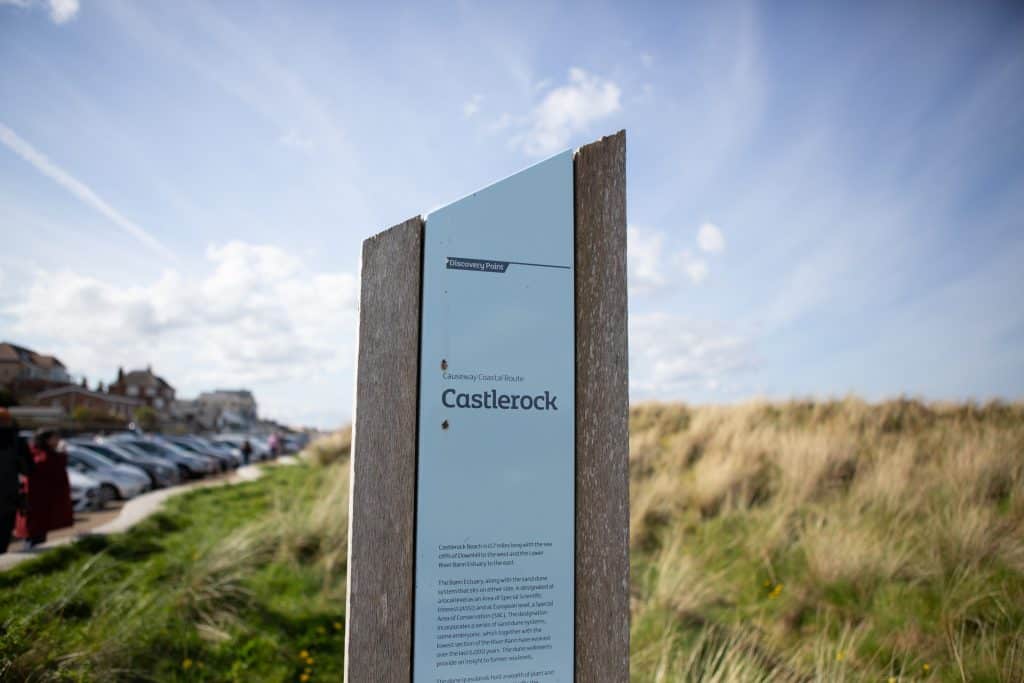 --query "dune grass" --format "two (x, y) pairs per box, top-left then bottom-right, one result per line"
(2, 400), (1022, 681)
(0, 456), (350, 682)
(629, 398), (1024, 682)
